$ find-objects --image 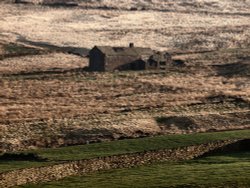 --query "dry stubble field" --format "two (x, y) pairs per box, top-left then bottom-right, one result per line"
(0, 0), (250, 152)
